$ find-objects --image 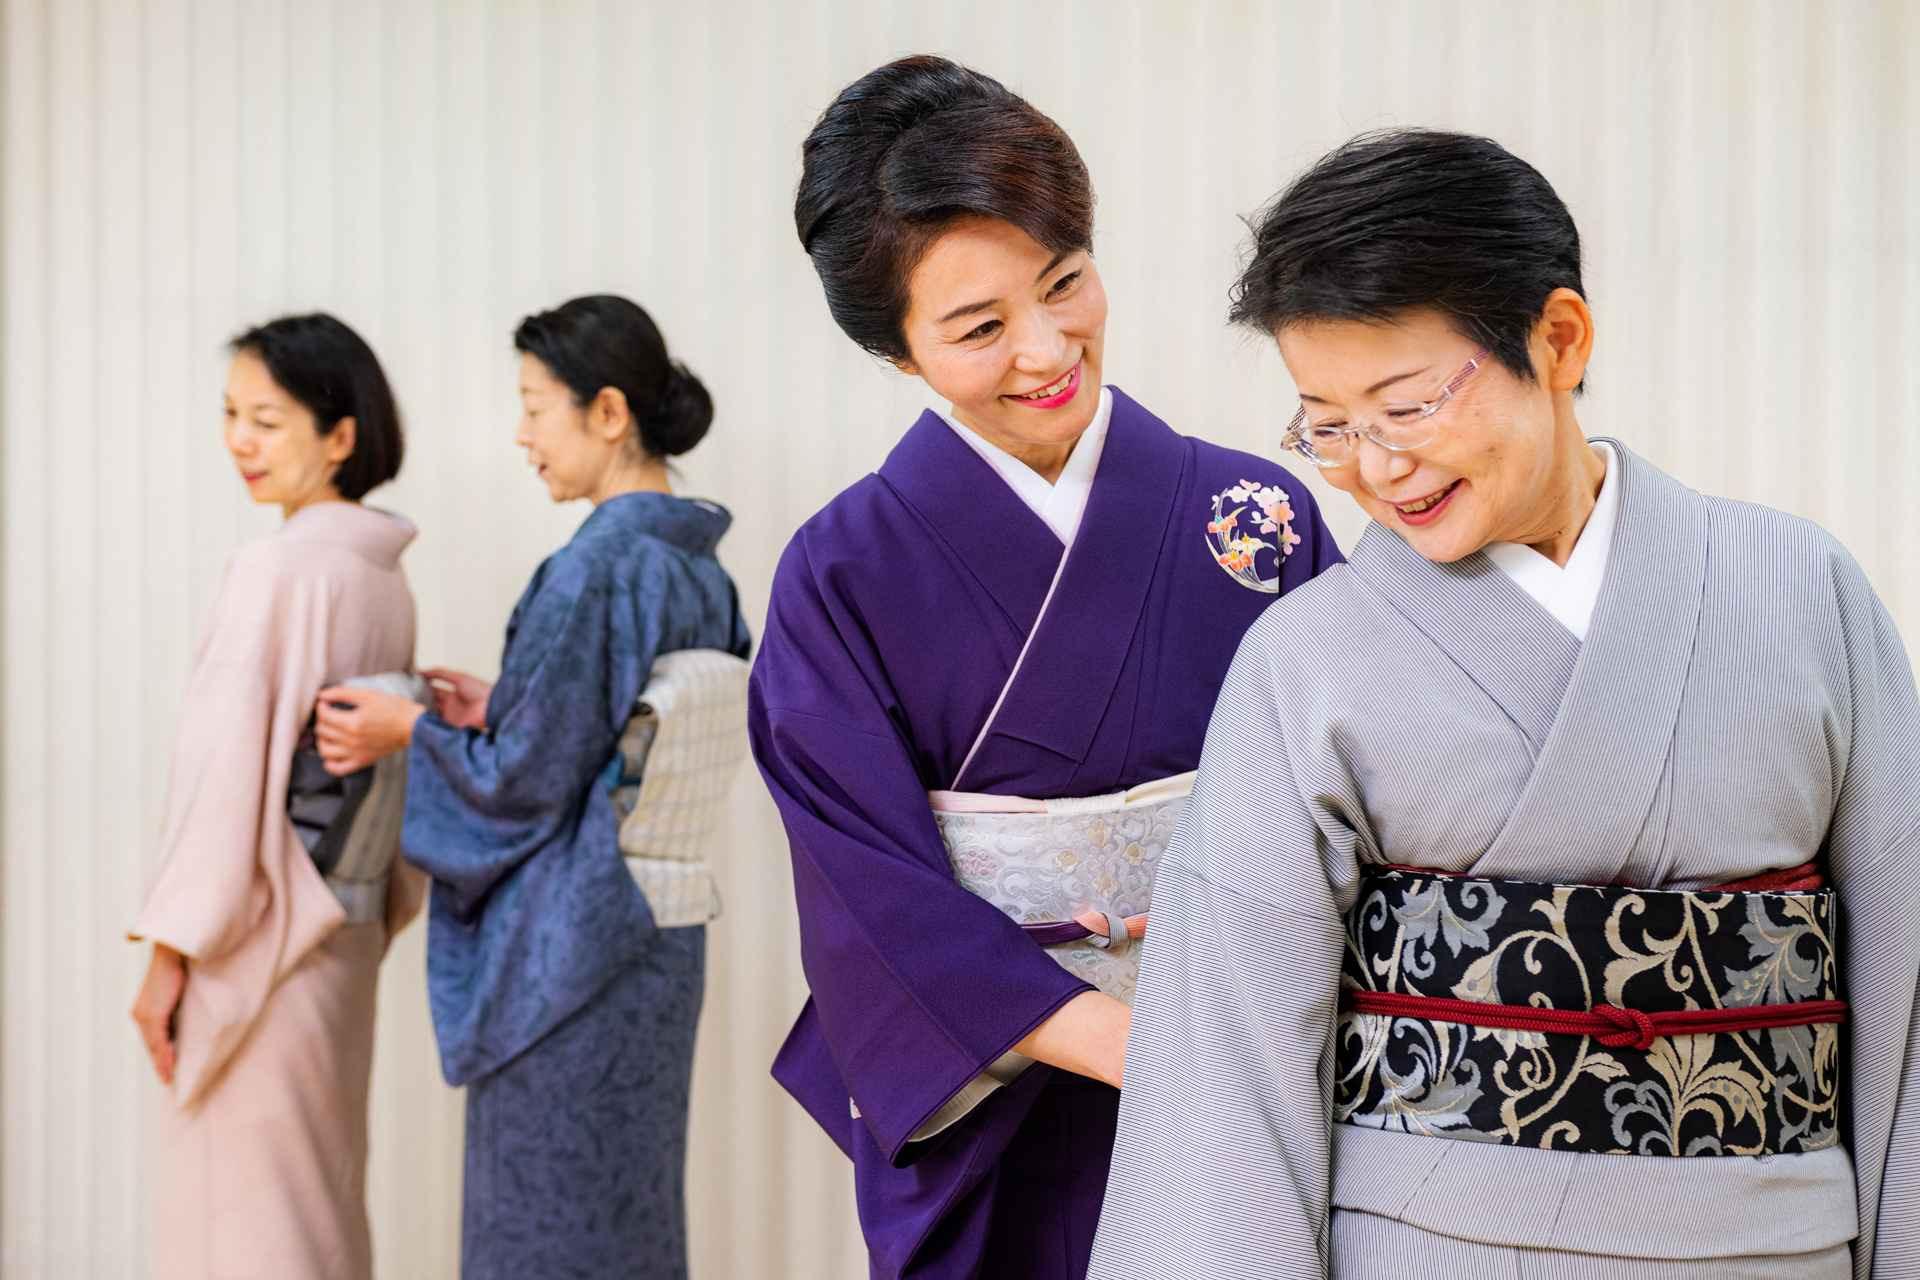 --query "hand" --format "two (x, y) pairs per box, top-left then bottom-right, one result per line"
(130, 944), (188, 1086)
(422, 667), (491, 731)
(1013, 990), (1132, 1089)
(313, 687), (425, 776)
